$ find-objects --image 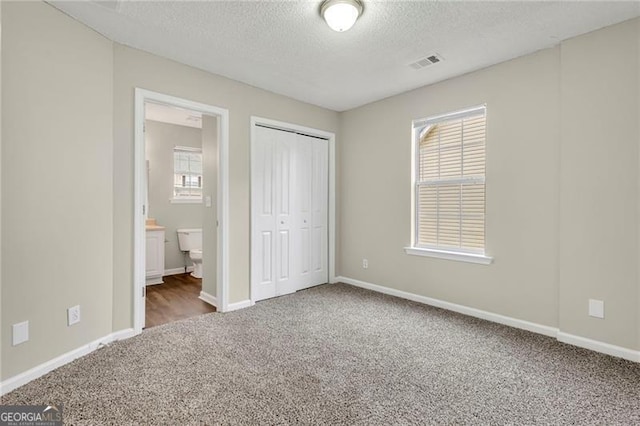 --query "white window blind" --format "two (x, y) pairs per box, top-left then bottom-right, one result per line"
(173, 146), (203, 200)
(414, 106), (486, 254)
